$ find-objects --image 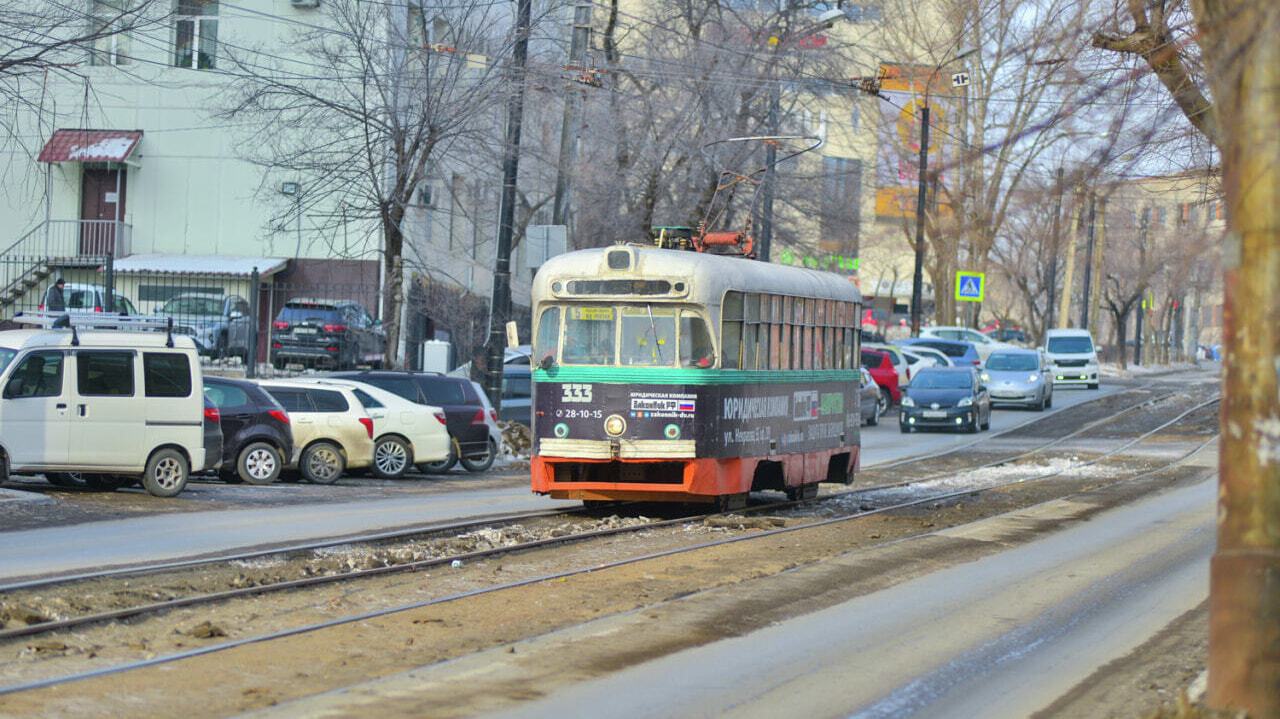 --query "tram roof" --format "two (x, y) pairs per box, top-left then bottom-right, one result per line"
(533, 244), (862, 304)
